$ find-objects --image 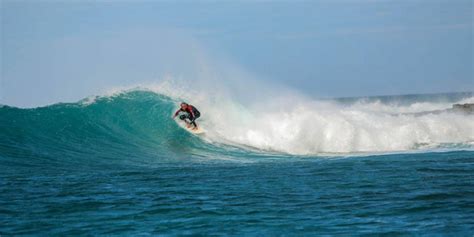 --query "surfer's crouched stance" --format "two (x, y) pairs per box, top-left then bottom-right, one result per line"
(173, 102), (201, 130)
